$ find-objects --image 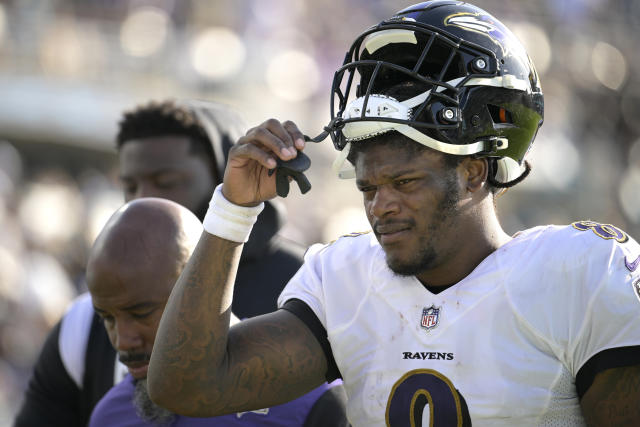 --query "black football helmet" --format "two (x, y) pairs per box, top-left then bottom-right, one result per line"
(324, 1), (544, 183)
